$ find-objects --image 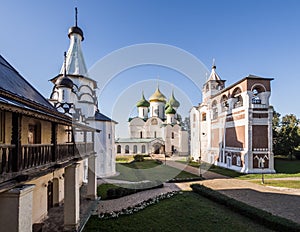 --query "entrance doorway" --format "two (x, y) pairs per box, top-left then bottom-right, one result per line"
(47, 181), (53, 211)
